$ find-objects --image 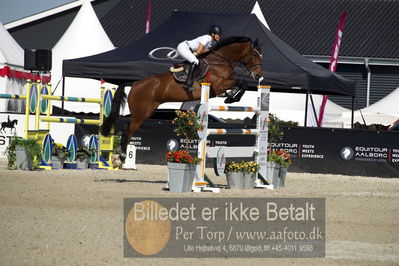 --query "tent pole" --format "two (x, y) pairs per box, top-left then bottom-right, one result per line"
(304, 90), (309, 127)
(61, 76), (65, 114)
(309, 94), (319, 127)
(351, 96), (355, 129)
